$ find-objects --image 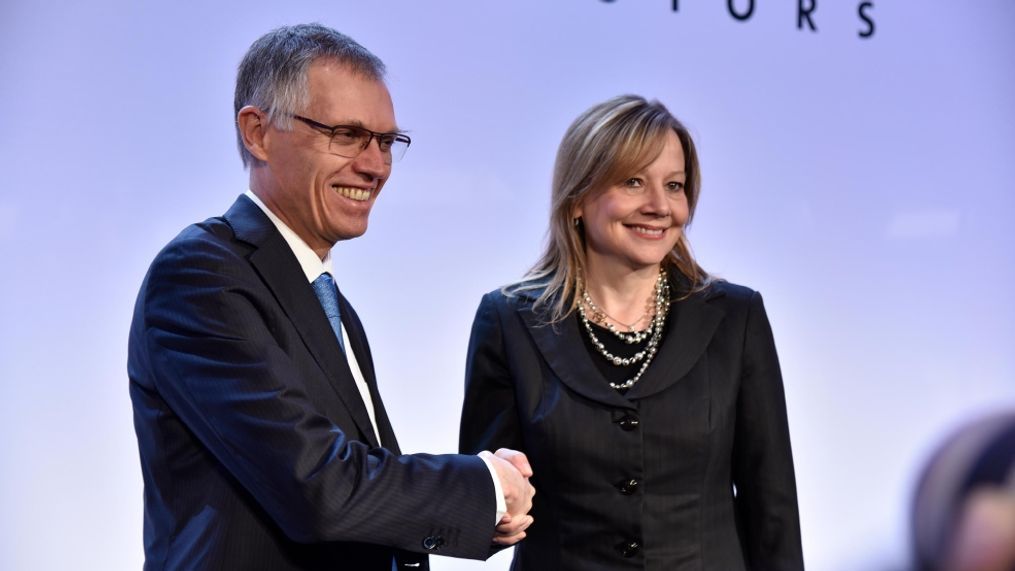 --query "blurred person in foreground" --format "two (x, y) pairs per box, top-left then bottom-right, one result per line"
(912, 411), (1015, 571)
(128, 23), (534, 570)
(459, 95), (803, 570)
